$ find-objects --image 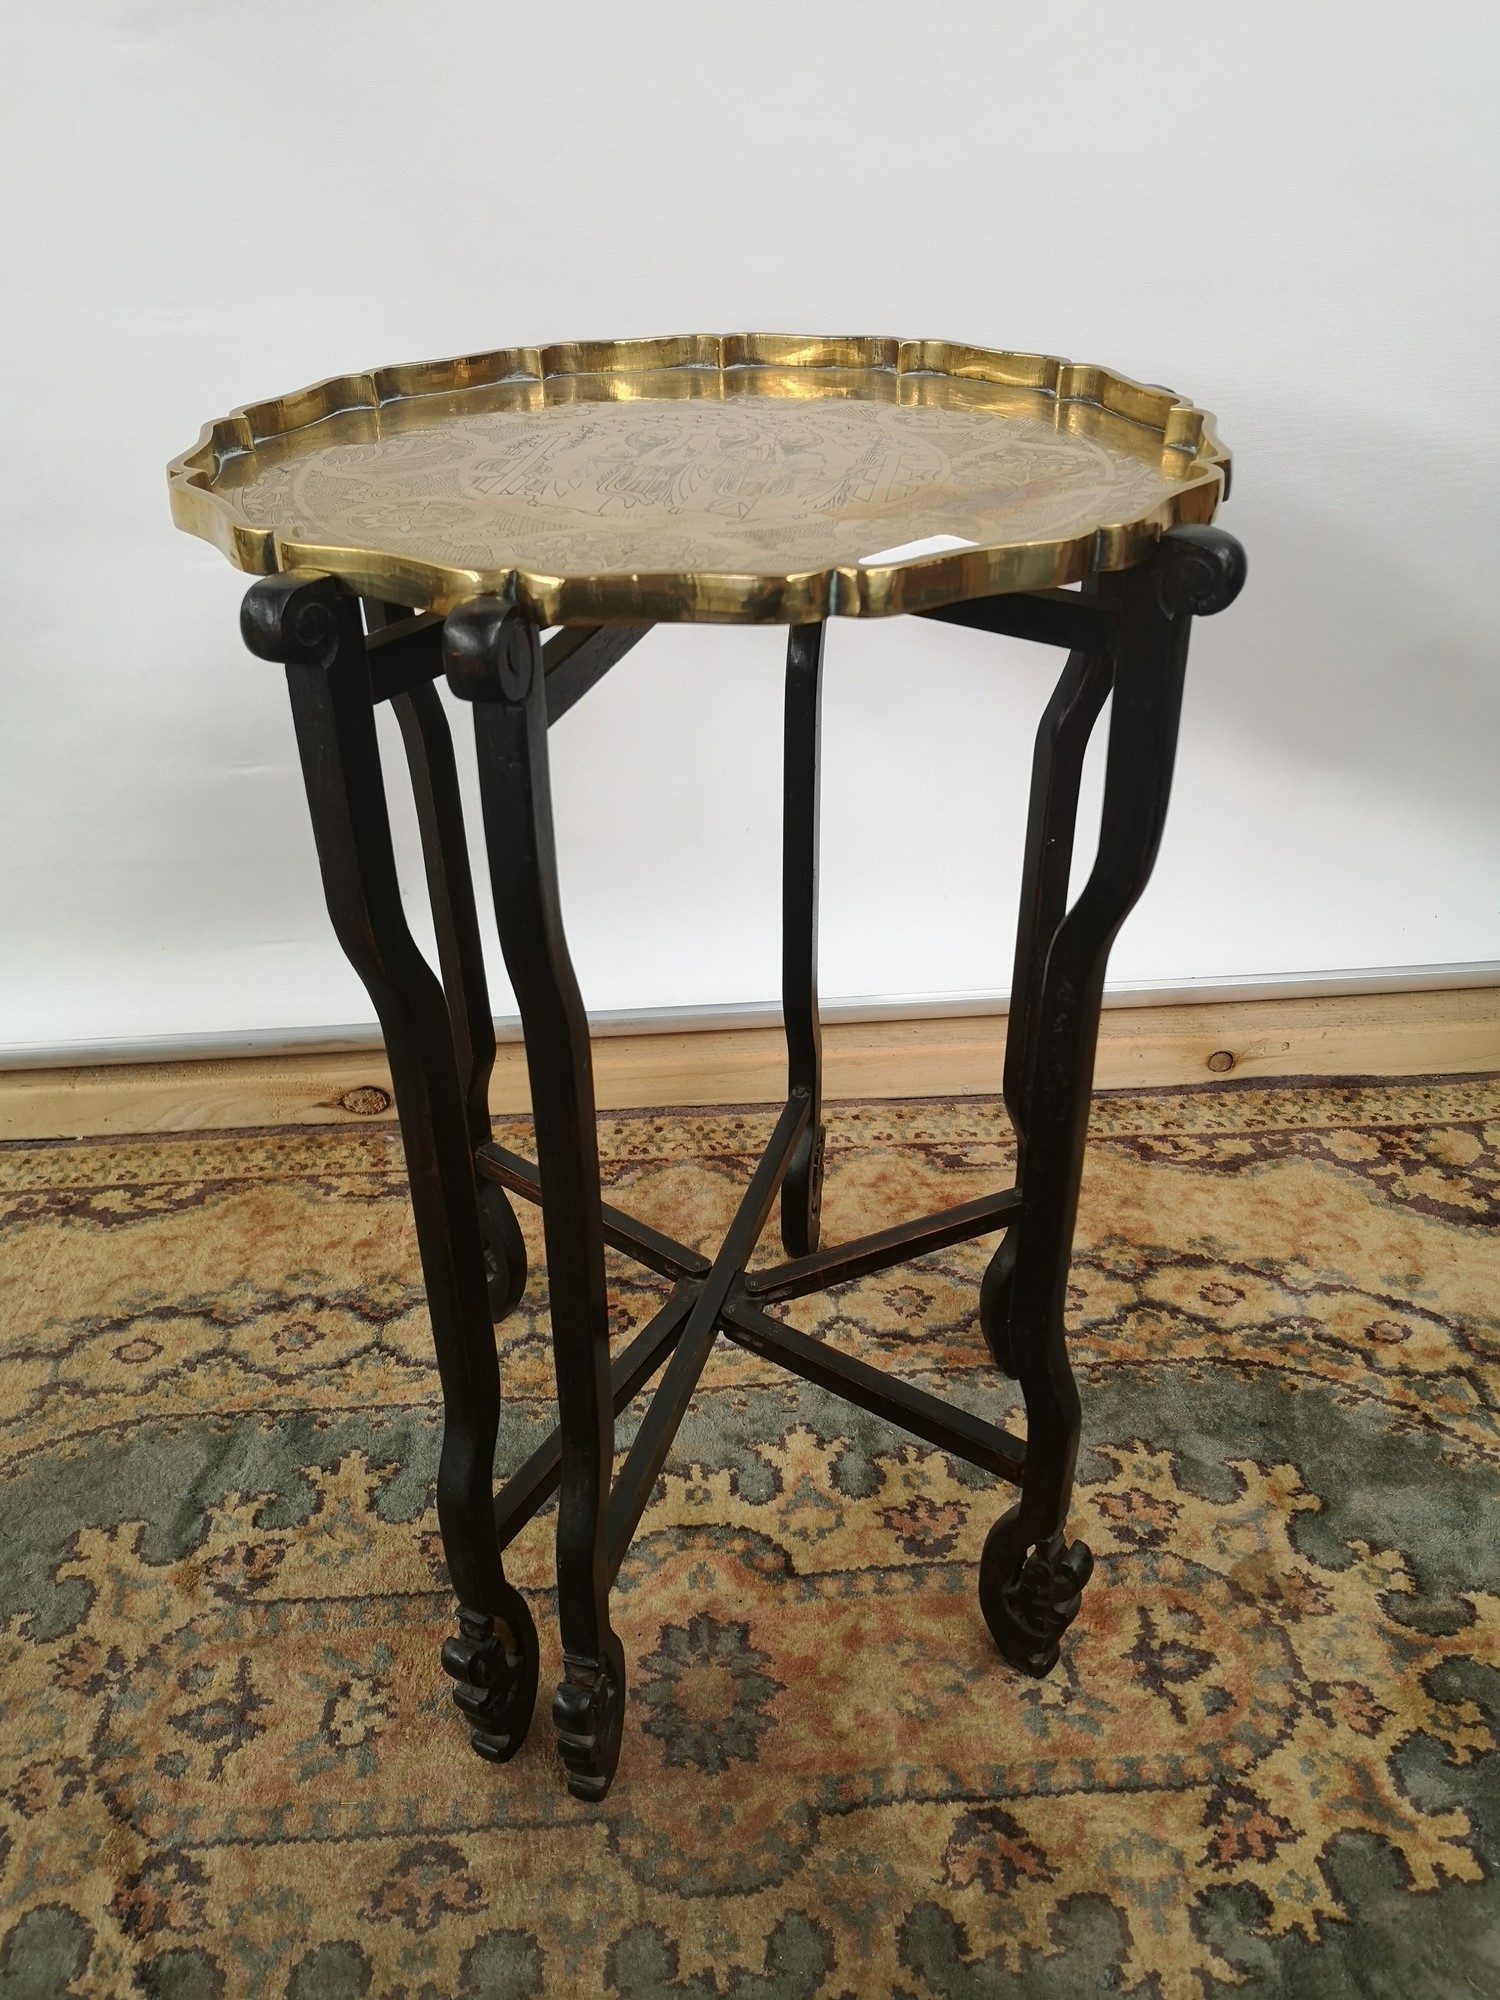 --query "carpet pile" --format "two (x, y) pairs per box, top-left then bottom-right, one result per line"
(1, 1080), (1497, 1997)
